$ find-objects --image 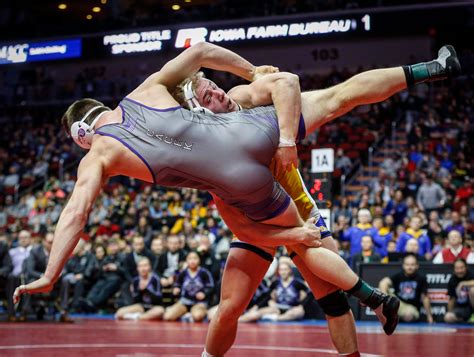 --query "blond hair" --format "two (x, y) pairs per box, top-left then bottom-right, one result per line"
(171, 71), (206, 107)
